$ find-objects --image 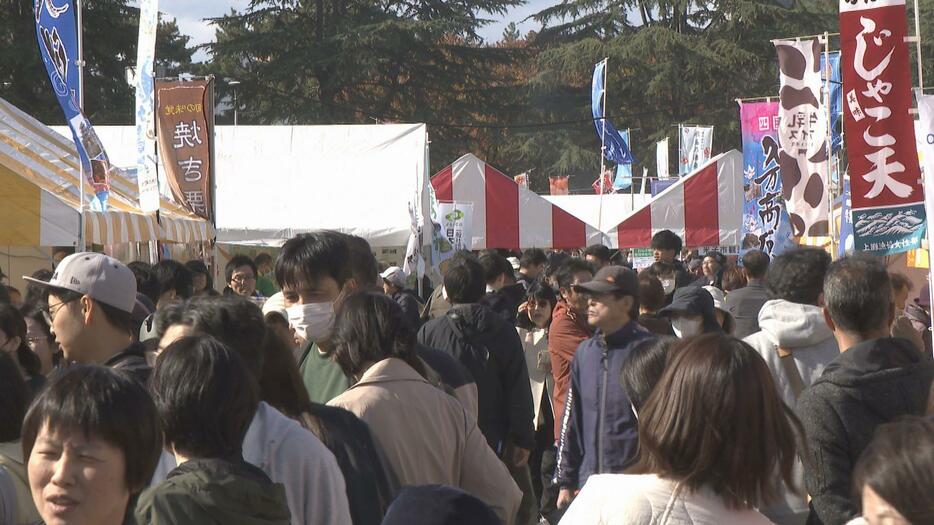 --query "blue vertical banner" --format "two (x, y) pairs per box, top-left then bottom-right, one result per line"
(613, 129), (633, 190)
(591, 60), (636, 166)
(822, 51), (843, 153)
(34, 0), (110, 210)
(739, 101), (794, 256)
(135, 0), (160, 212)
